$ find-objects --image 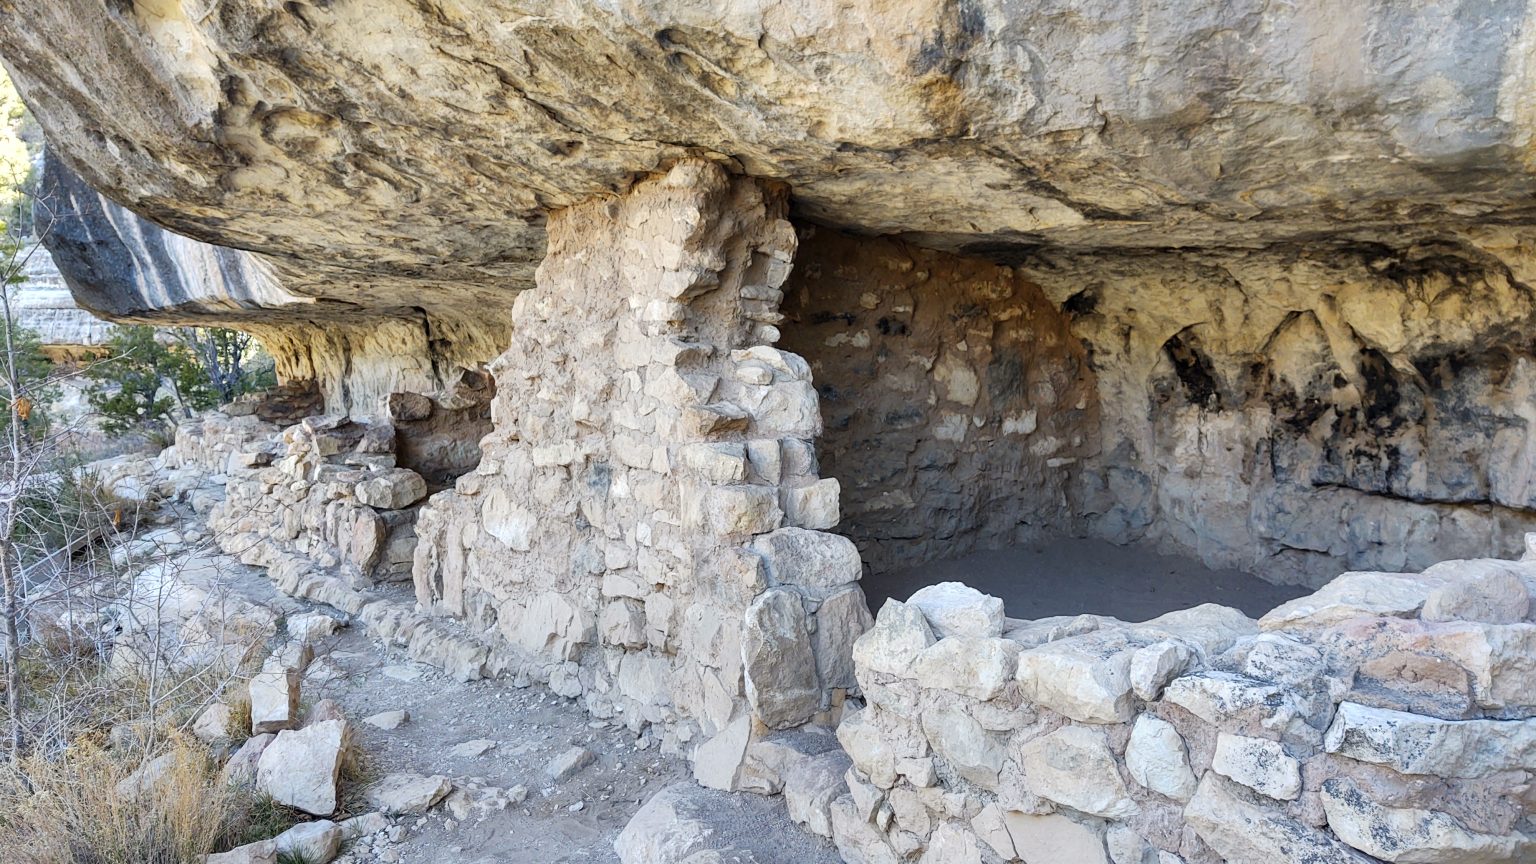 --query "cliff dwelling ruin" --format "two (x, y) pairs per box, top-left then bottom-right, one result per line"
(3, 2), (1536, 863)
